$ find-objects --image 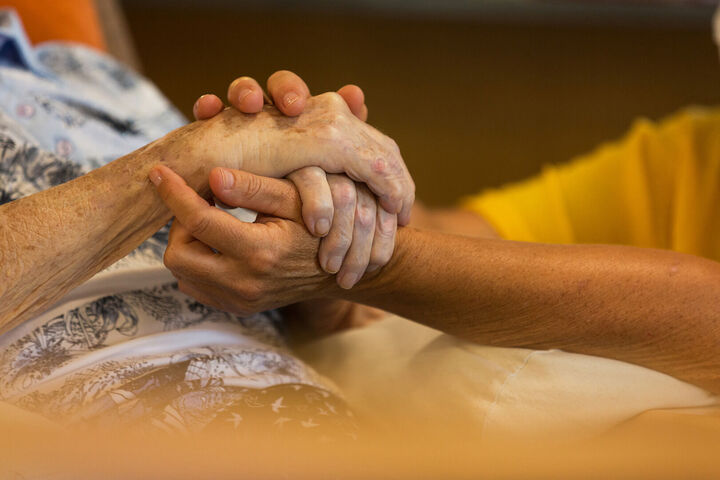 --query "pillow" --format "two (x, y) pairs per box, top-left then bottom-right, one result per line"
(8, 0), (106, 50)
